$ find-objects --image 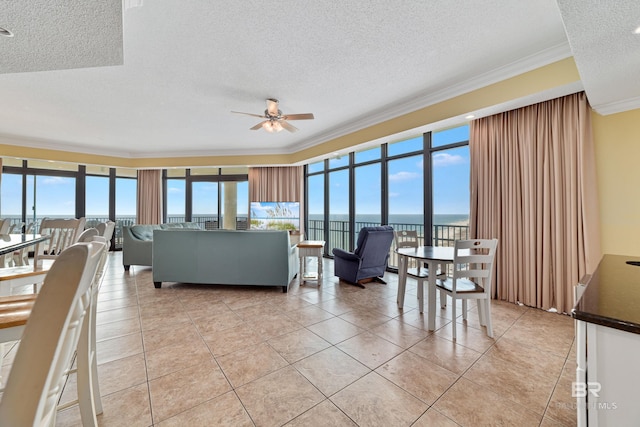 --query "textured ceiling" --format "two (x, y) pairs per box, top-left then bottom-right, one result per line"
(1, 0), (123, 73)
(556, 0), (640, 114)
(0, 1), (637, 160)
